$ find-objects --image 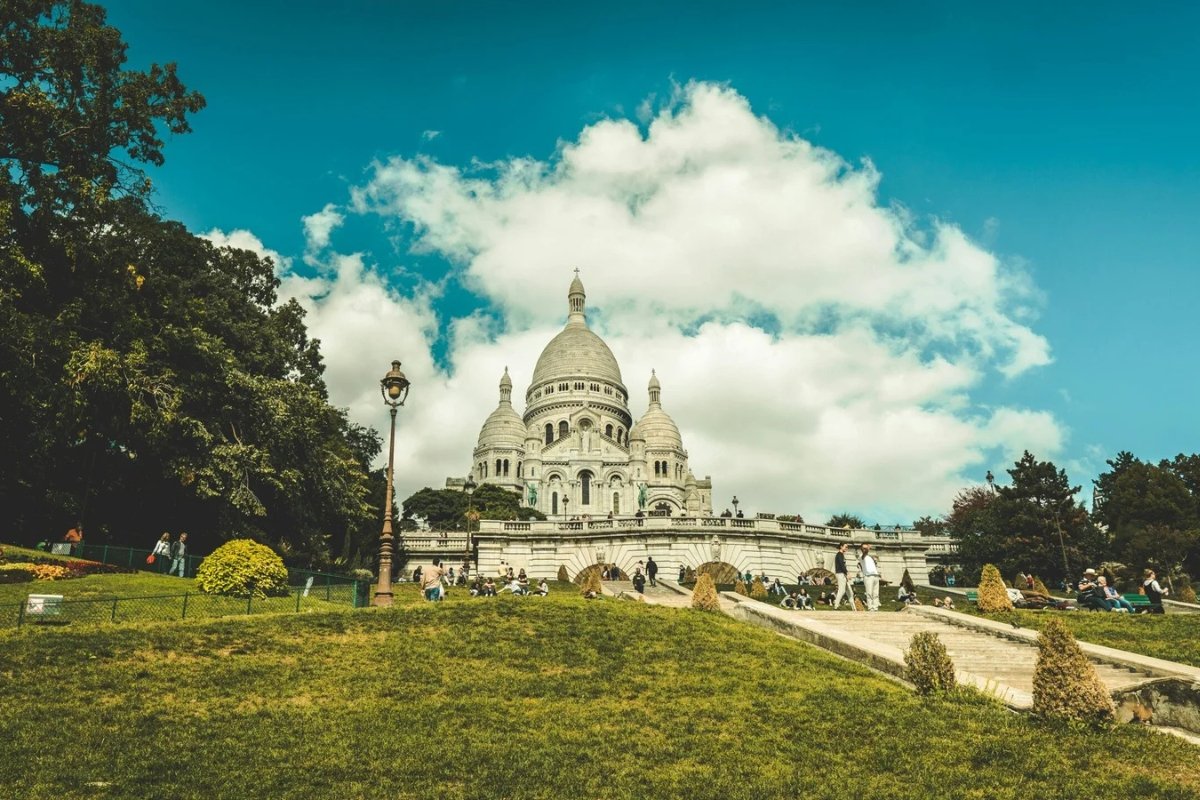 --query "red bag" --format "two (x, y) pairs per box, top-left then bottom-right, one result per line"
(146, 554), (155, 565)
